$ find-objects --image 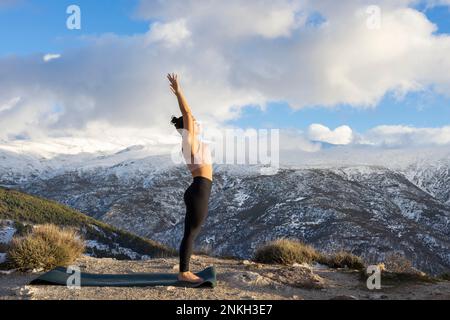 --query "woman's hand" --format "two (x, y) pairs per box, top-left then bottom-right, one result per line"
(167, 73), (181, 96)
